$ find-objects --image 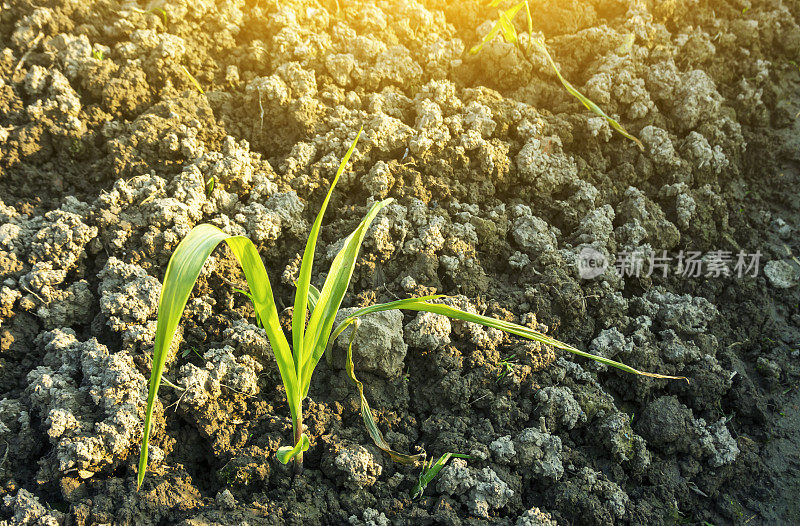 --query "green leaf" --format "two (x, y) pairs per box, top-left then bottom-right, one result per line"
(343, 320), (425, 465)
(137, 224), (294, 489)
(469, 19), (503, 55)
(499, 3), (525, 43)
(322, 295), (683, 480)
(524, 1), (532, 37)
(532, 39), (644, 150)
(276, 434), (310, 464)
(299, 197), (394, 398)
(498, 13), (517, 44)
(413, 300), (684, 380)
(324, 295), (445, 365)
(470, 1), (525, 54)
(307, 283), (321, 312)
(327, 297), (687, 381)
(180, 65), (204, 95)
(412, 452), (472, 498)
(293, 129), (363, 379)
